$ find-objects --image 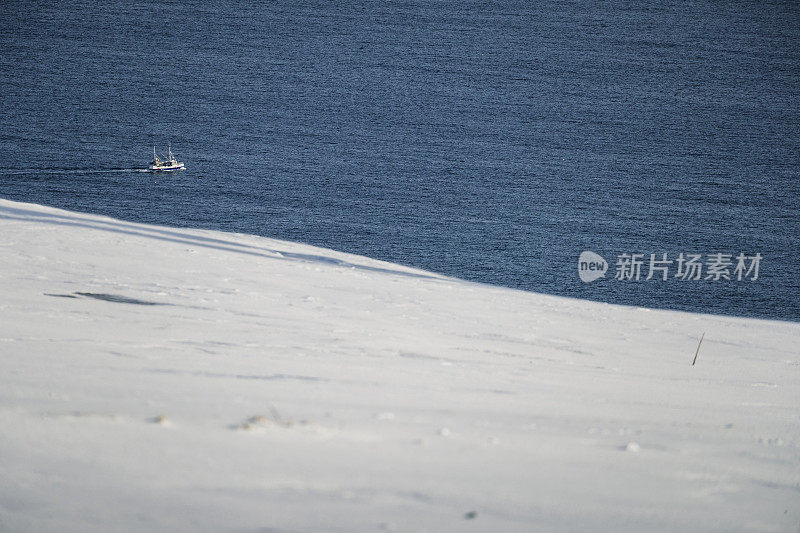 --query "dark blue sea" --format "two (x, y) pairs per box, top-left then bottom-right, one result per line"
(1, 1), (798, 321)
